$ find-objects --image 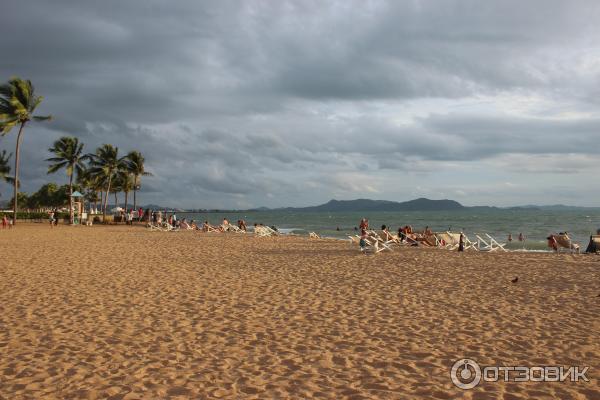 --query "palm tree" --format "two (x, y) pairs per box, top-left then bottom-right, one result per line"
(0, 77), (51, 224)
(87, 144), (126, 221)
(115, 168), (134, 213)
(0, 149), (14, 197)
(77, 167), (101, 212)
(125, 151), (152, 213)
(46, 136), (87, 224)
